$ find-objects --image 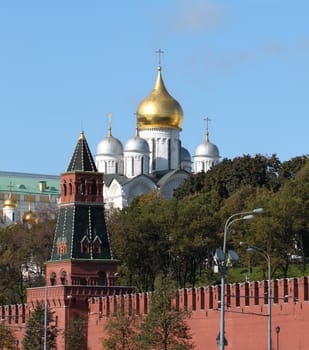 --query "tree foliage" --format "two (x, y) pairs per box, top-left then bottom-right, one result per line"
(107, 155), (309, 289)
(138, 279), (195, 350)
(102, 310), (140, 350)
(0, 219), (55, 304)
(64, 314), (88, 350)
(22, 302), (58, 350)
(102, 279), (195, 350)
(0, 322), (16, 350)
